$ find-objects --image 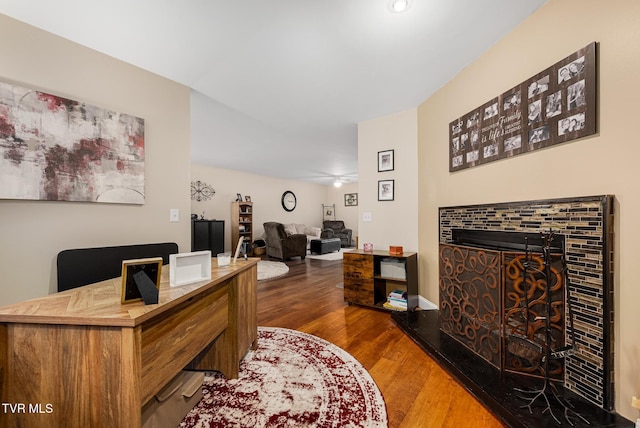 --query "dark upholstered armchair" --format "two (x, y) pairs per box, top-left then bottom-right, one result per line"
(263, 222), (307, 260)
(321, 220), (353, 247)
